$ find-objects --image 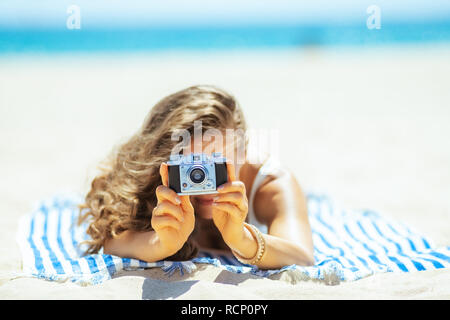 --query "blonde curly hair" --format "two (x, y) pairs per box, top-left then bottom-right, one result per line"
(78, 85), (247, 260)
